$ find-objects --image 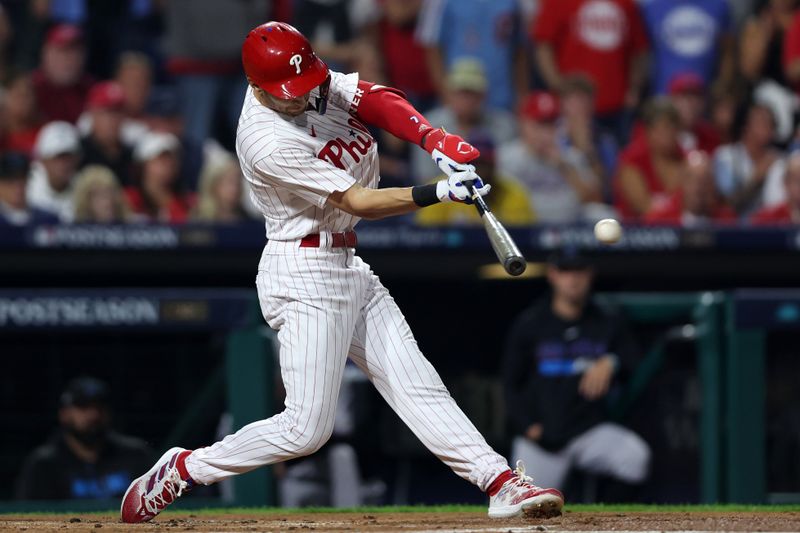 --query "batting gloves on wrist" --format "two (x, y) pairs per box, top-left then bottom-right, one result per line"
(436, 170), (491, 204)
(414, 126), (488, 205)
